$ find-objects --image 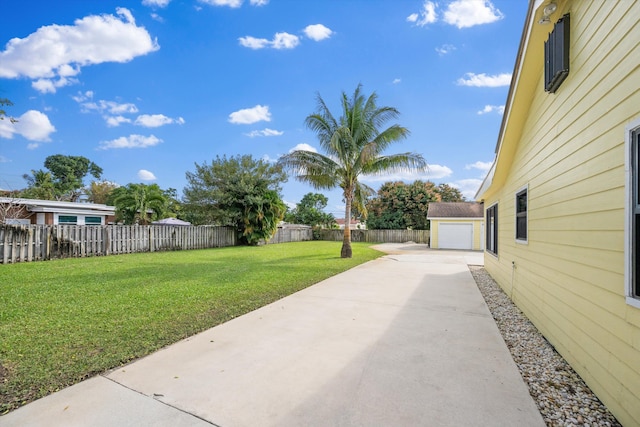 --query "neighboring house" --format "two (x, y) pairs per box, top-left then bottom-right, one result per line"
(335, 218), (366, 230)
(475, 1), (640, 425)
(0, 197), (116, 225)
(427, 202), (484, 250)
